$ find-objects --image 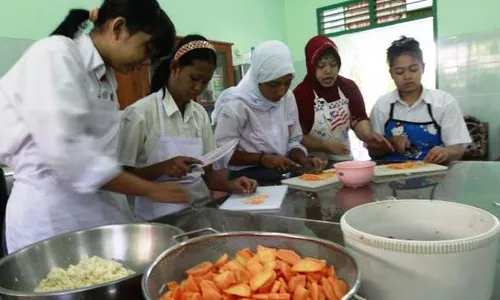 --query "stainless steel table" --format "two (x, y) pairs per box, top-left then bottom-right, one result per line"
(154, 161), (500, 300)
